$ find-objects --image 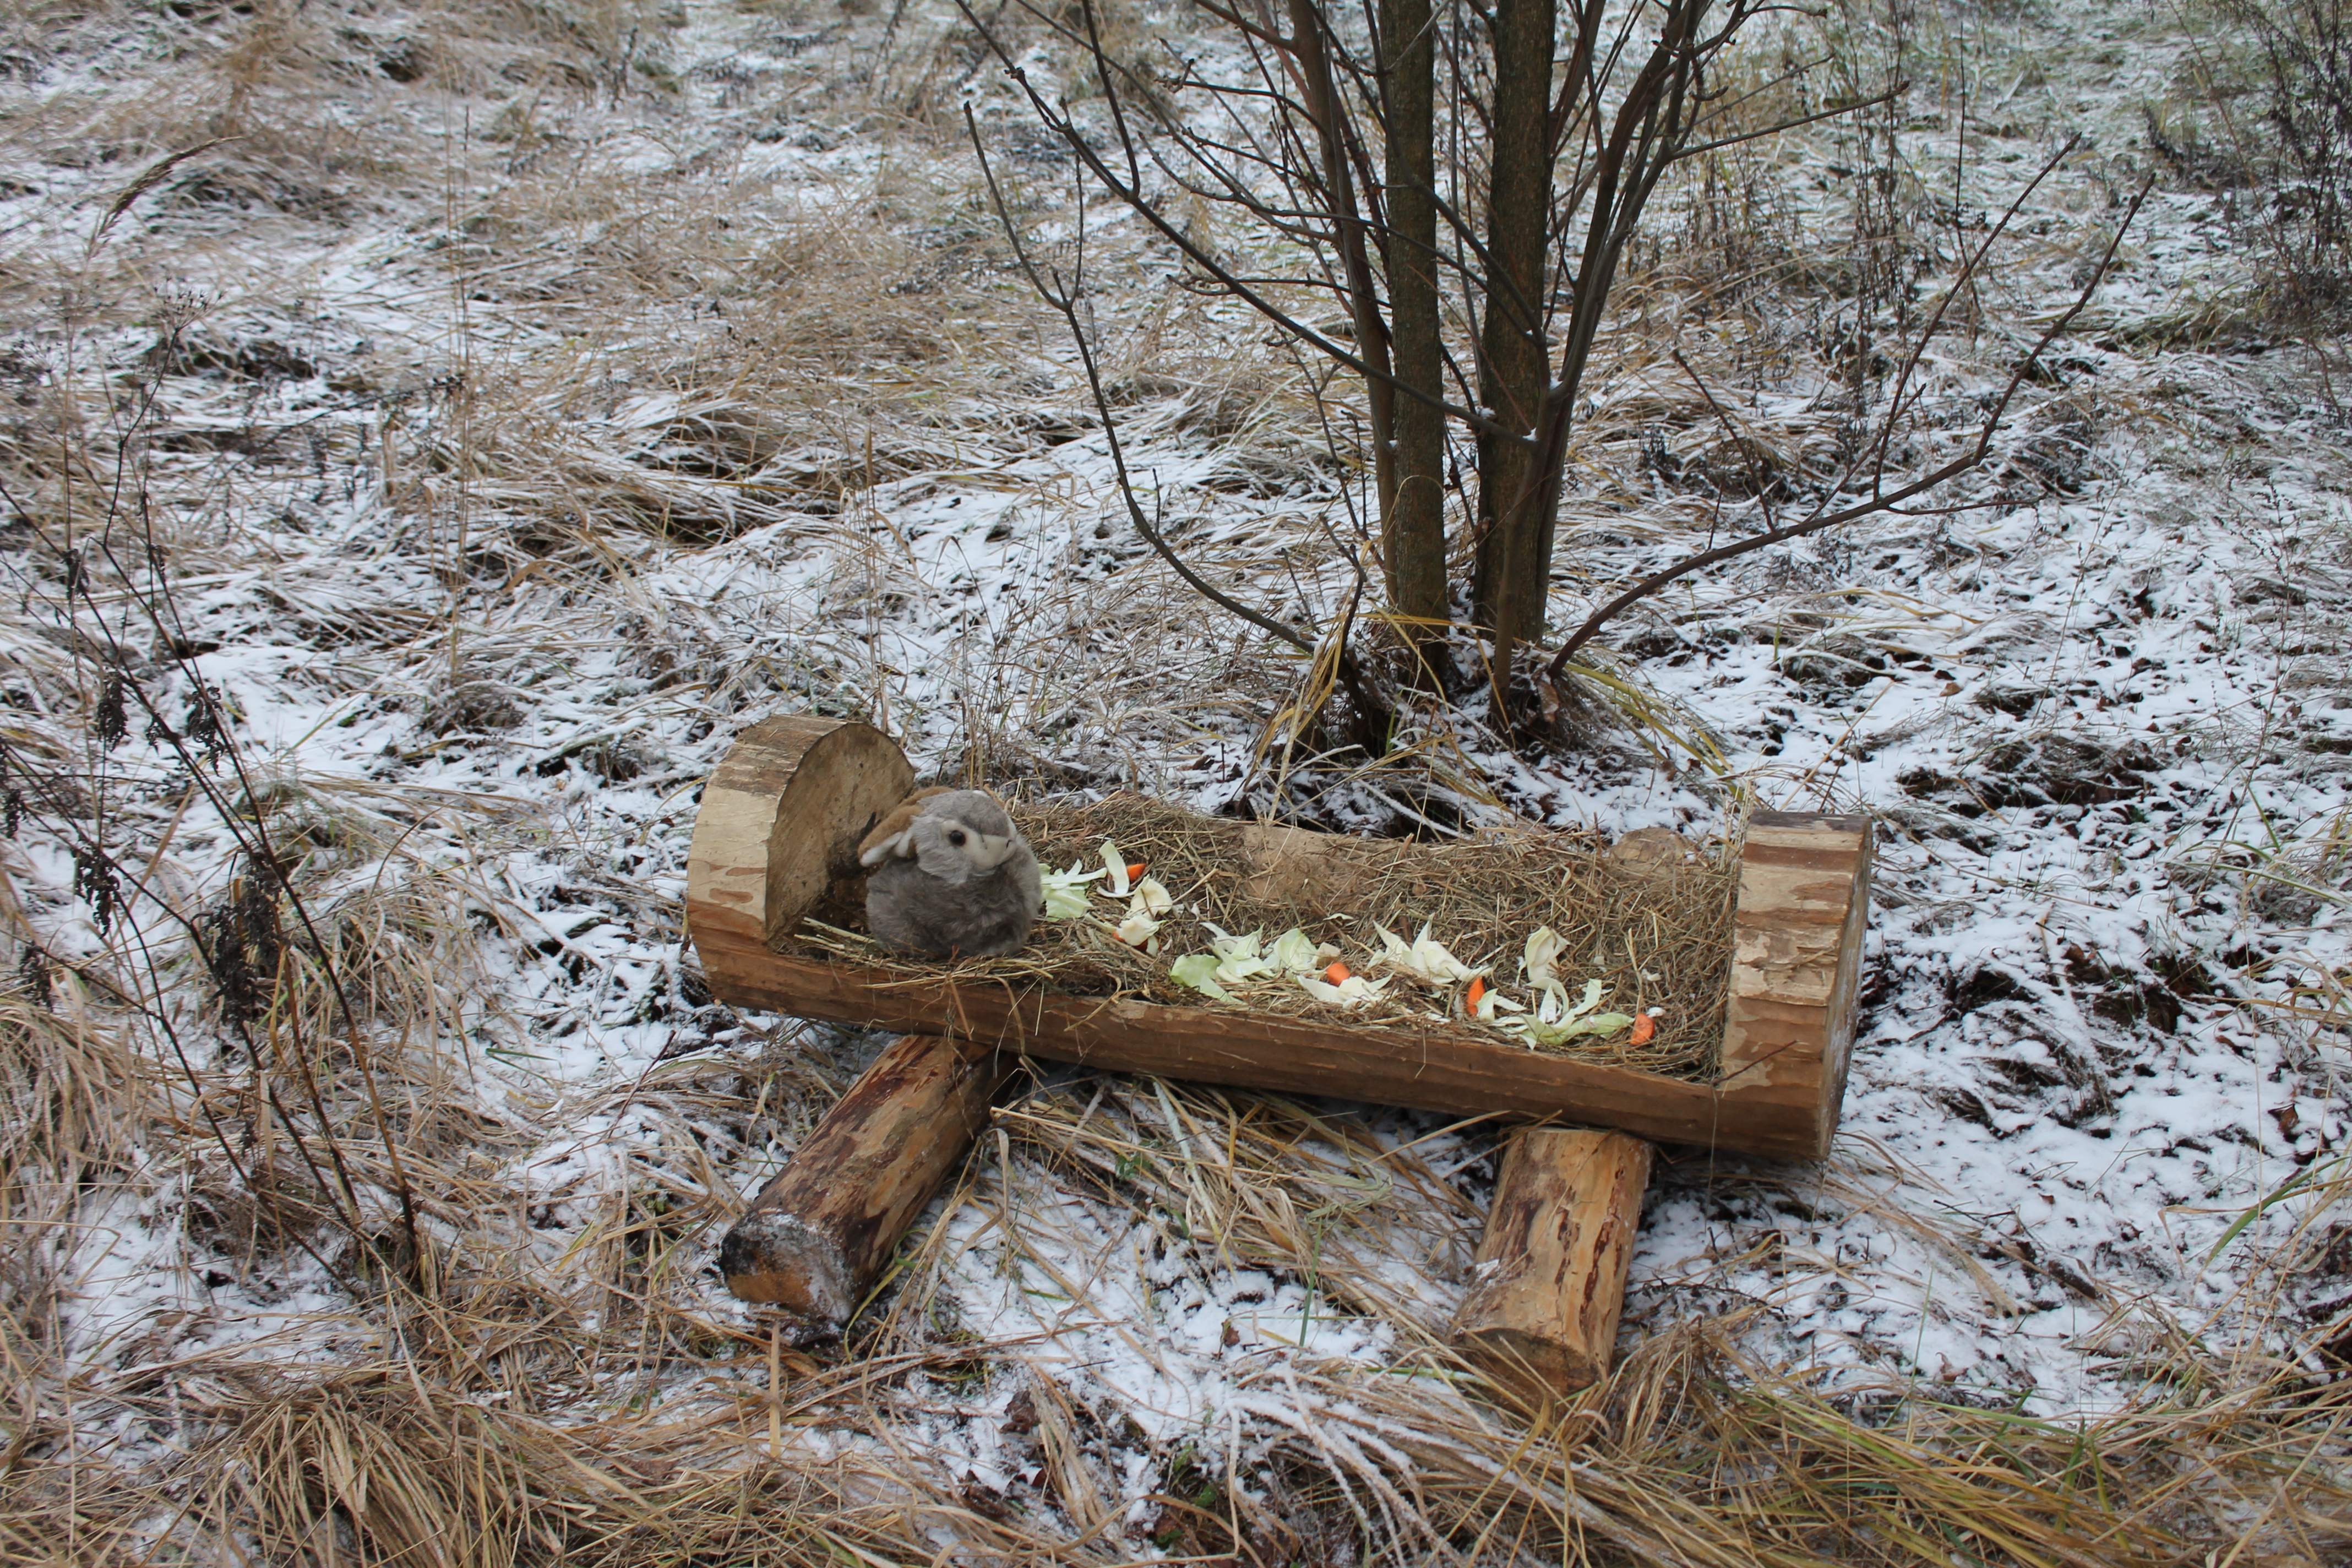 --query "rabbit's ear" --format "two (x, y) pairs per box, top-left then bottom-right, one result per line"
(858, 827), (914, 868)
(857, 787), (954, 867)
